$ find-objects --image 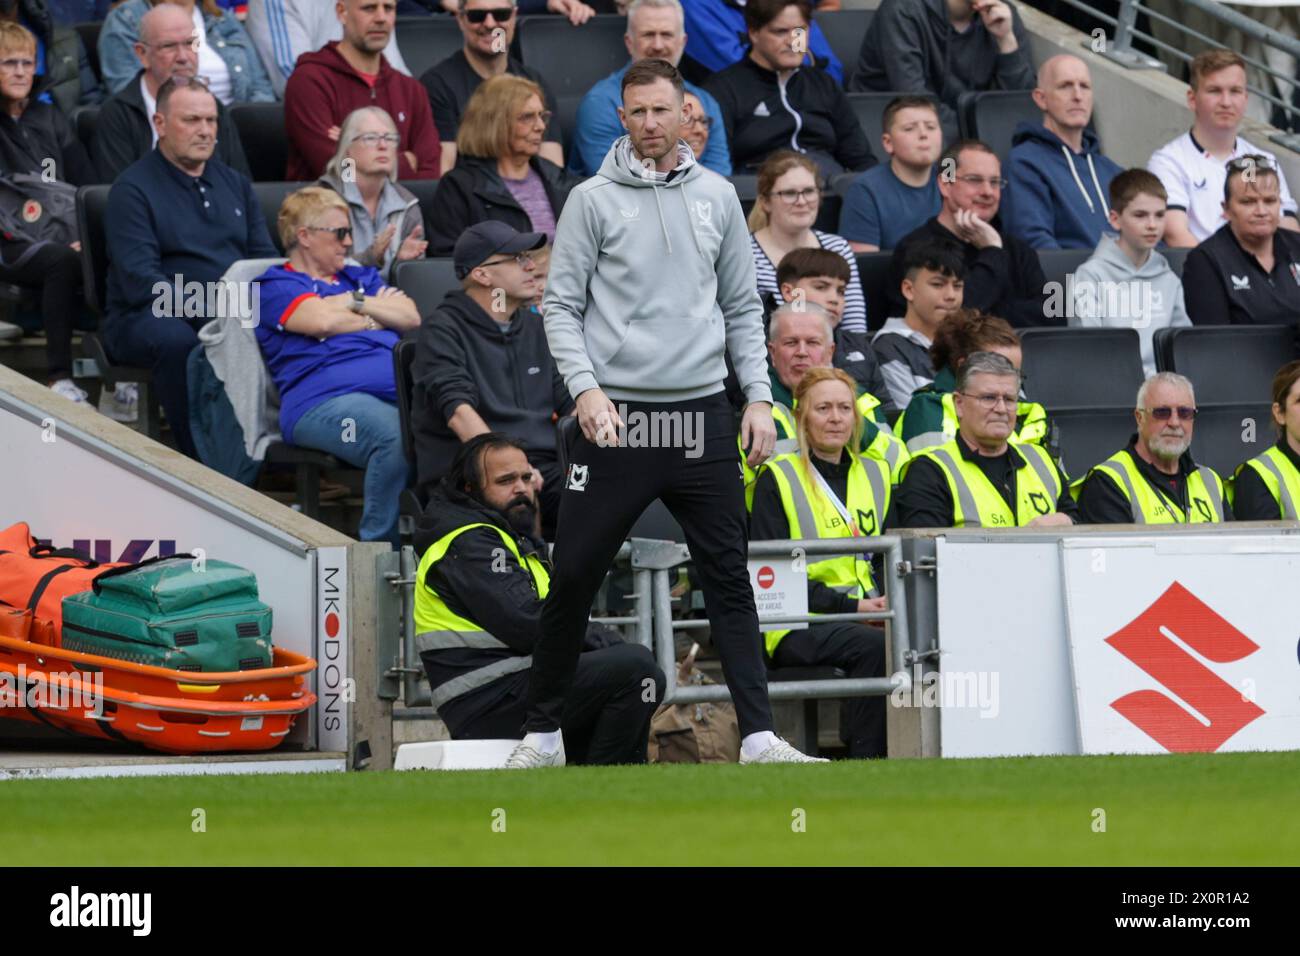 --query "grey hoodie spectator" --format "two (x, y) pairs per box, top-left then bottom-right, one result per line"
(850, 0), (1034, 143)
(317, 107), (426, 281)
(245, 0), (409, 99)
